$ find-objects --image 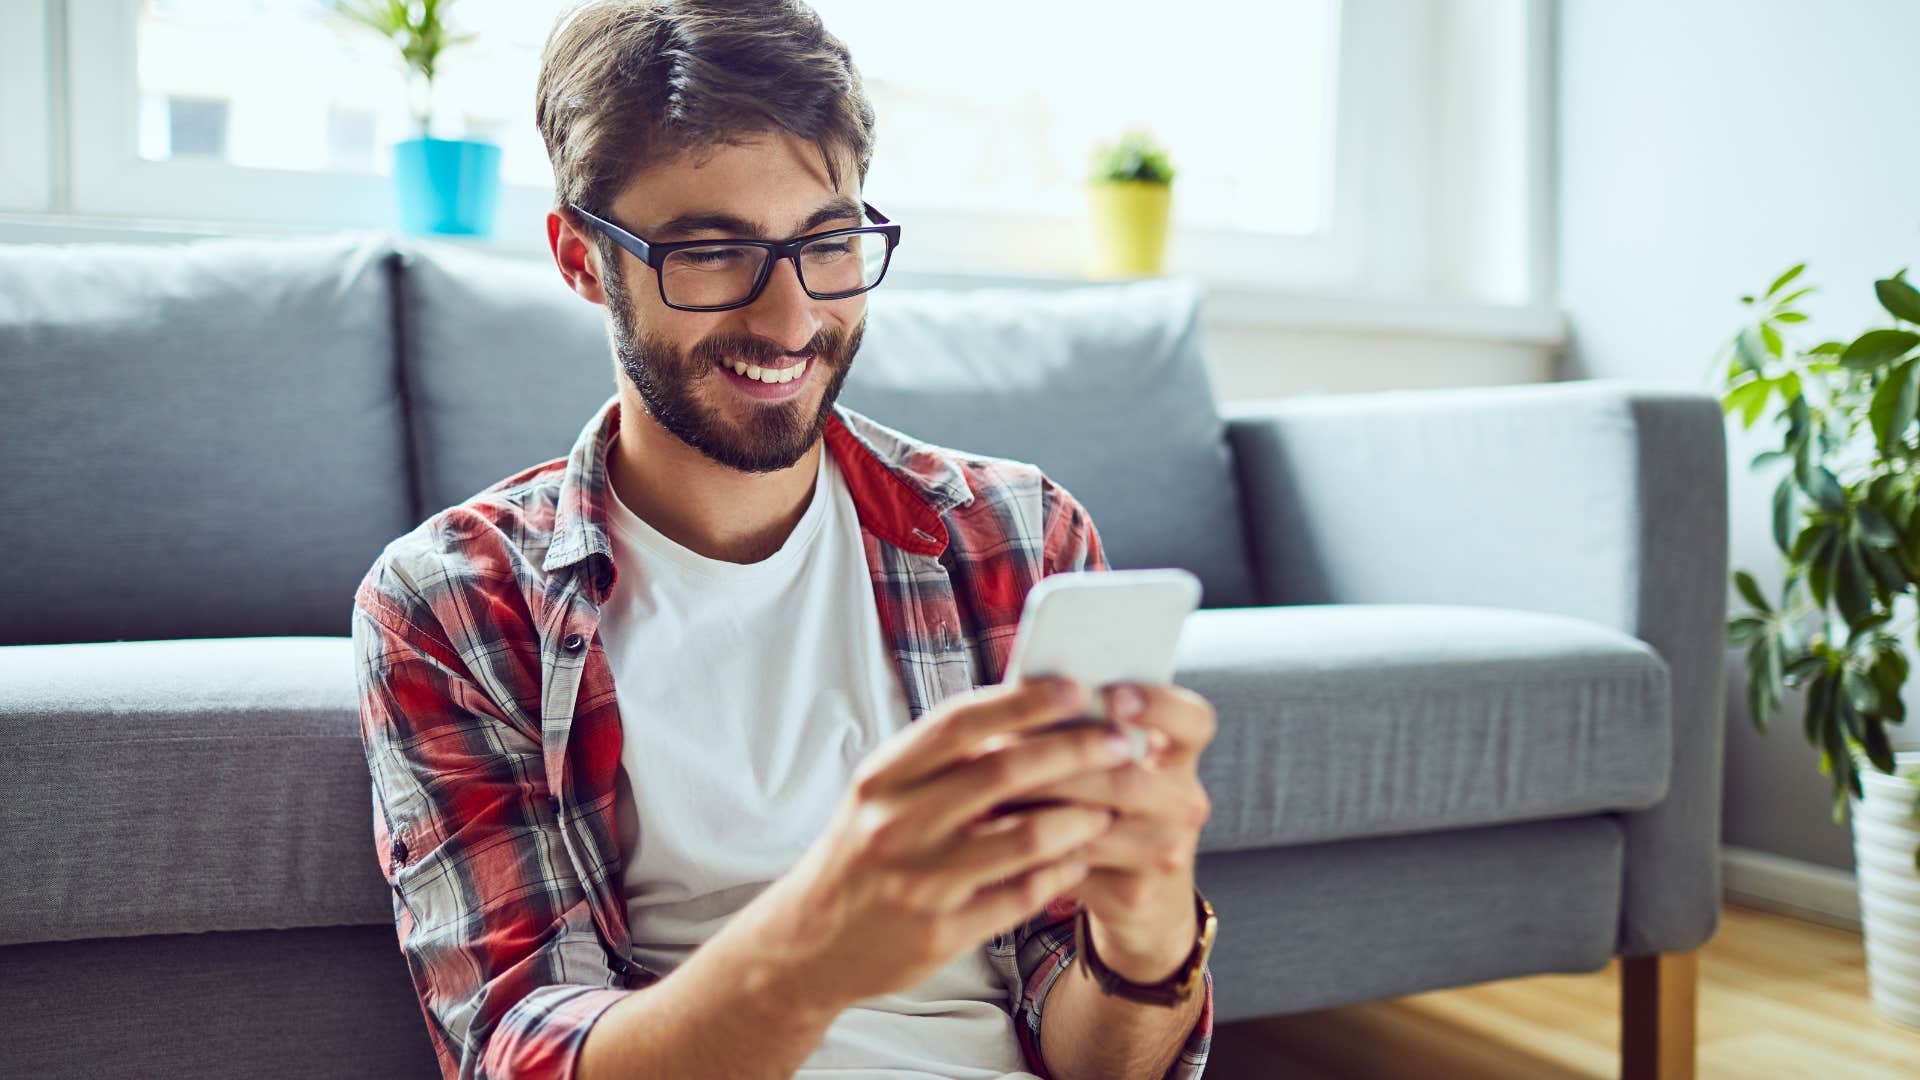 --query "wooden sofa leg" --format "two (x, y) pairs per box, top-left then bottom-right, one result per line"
(1621, 951), (1698, 1080)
